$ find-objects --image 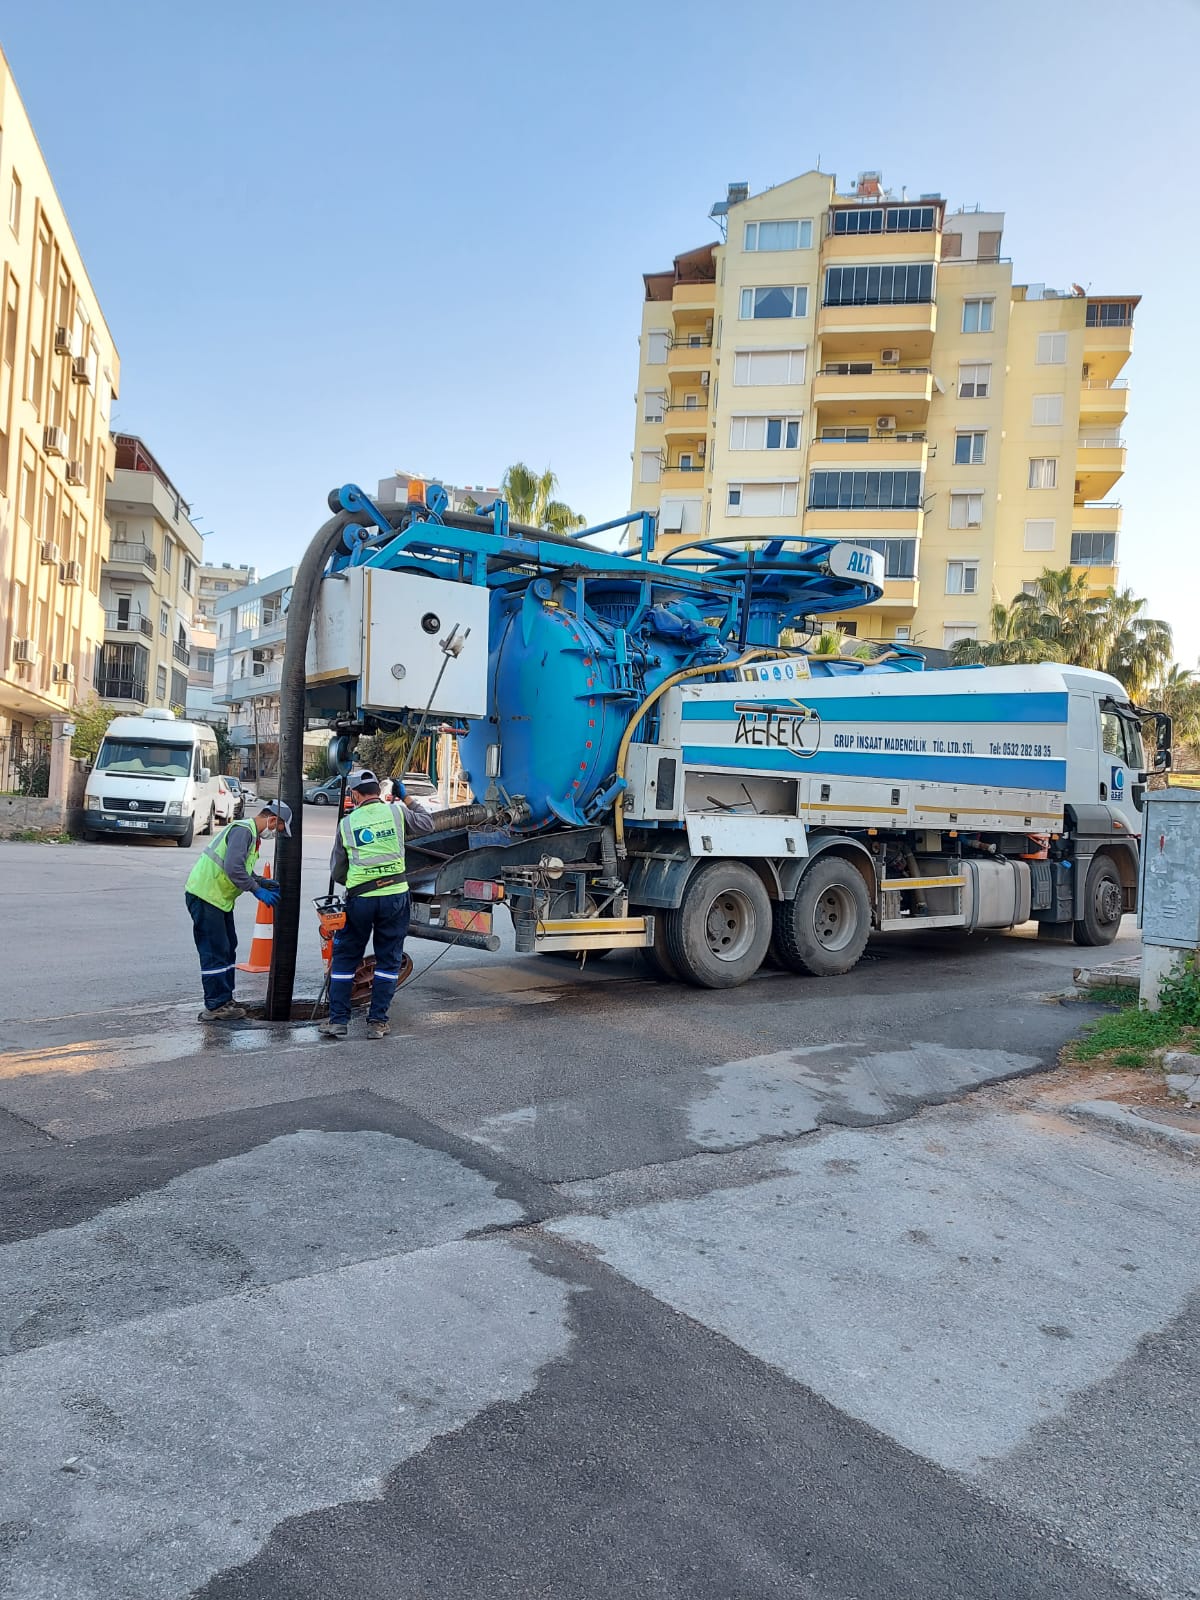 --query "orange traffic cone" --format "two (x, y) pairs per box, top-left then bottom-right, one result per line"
(237, 862), (274, 973)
